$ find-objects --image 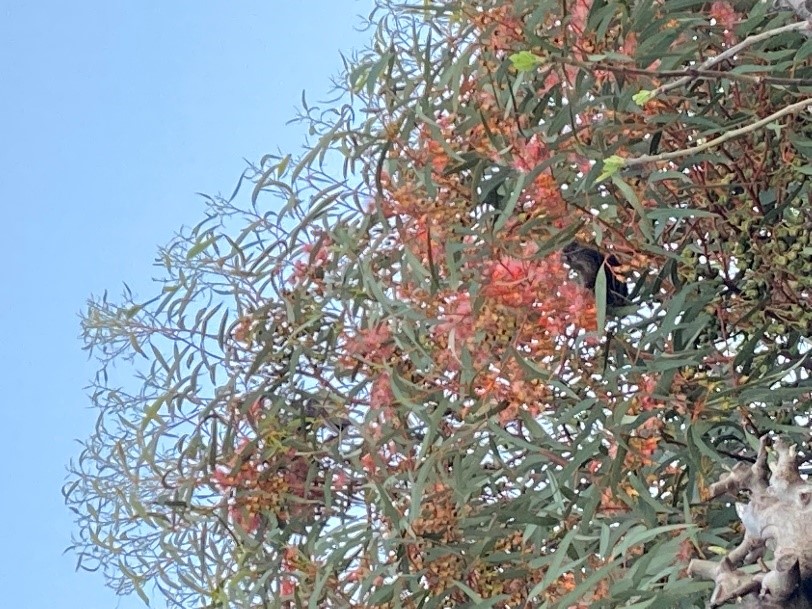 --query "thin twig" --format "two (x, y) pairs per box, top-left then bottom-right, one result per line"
(652, 21), (811, 97)
(561, 59), (812, 87)
(624, 96), (812, 167)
